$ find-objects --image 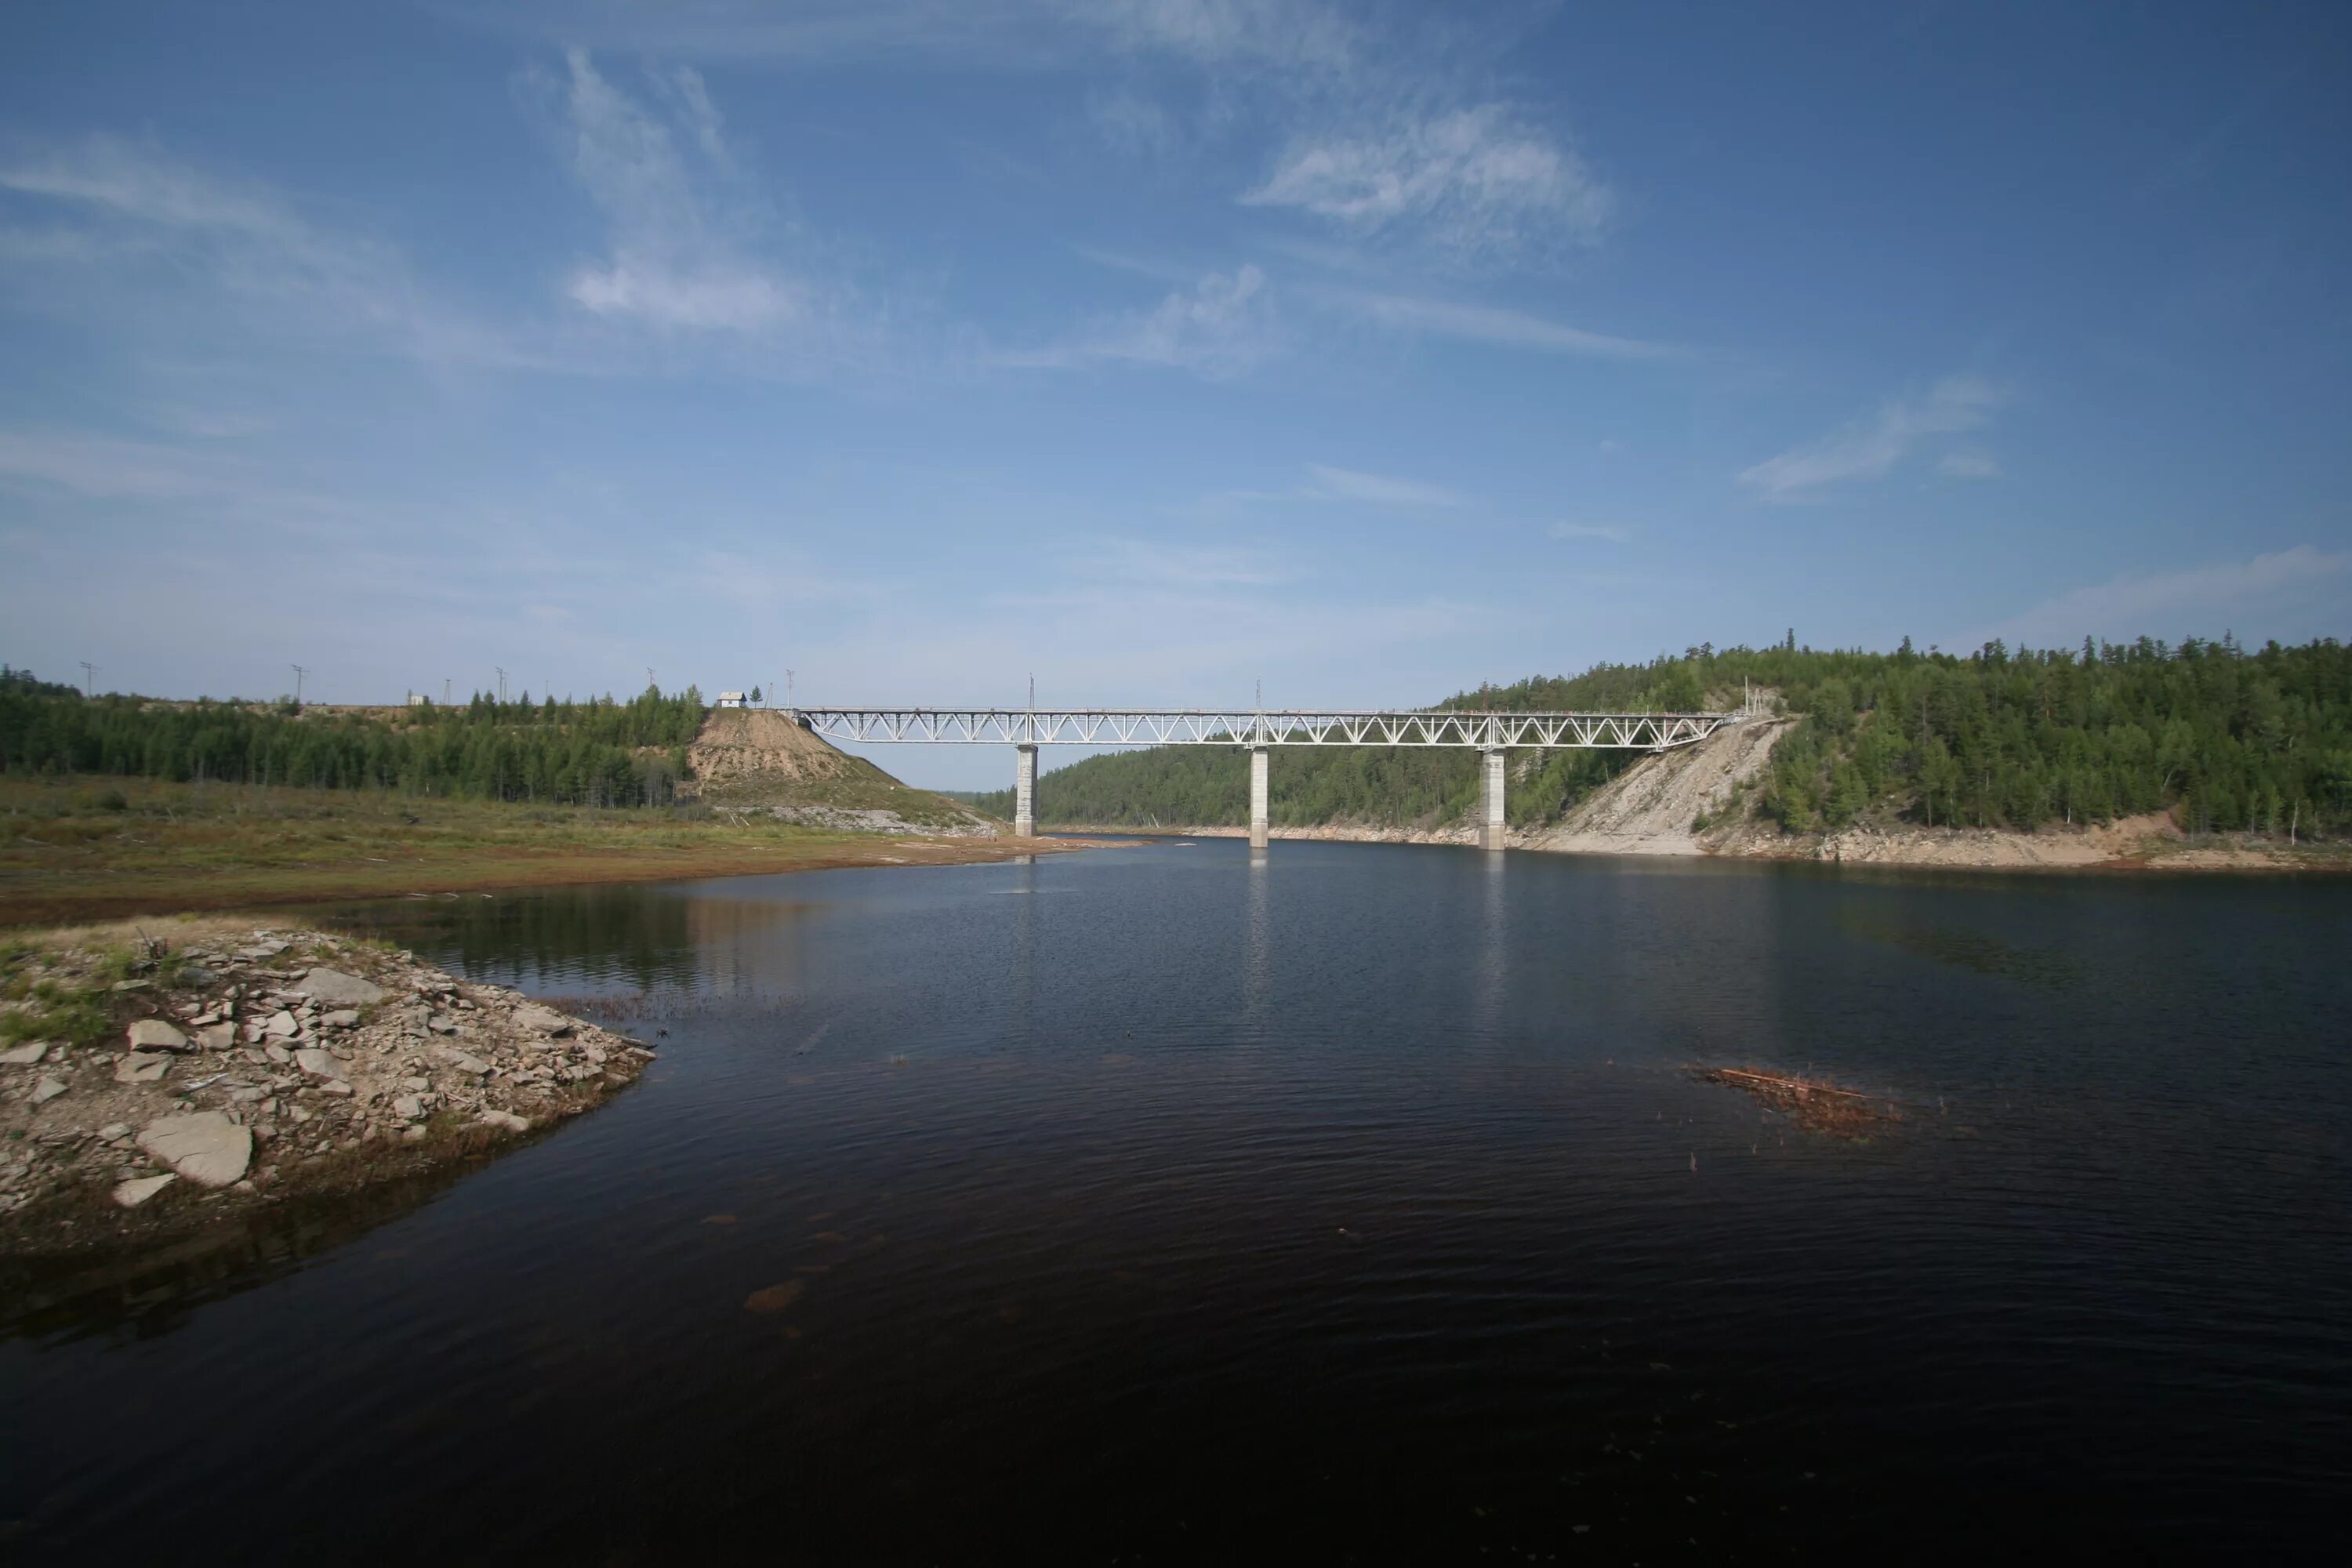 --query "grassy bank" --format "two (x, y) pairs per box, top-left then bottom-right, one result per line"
(0, 777), (1085, 926)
